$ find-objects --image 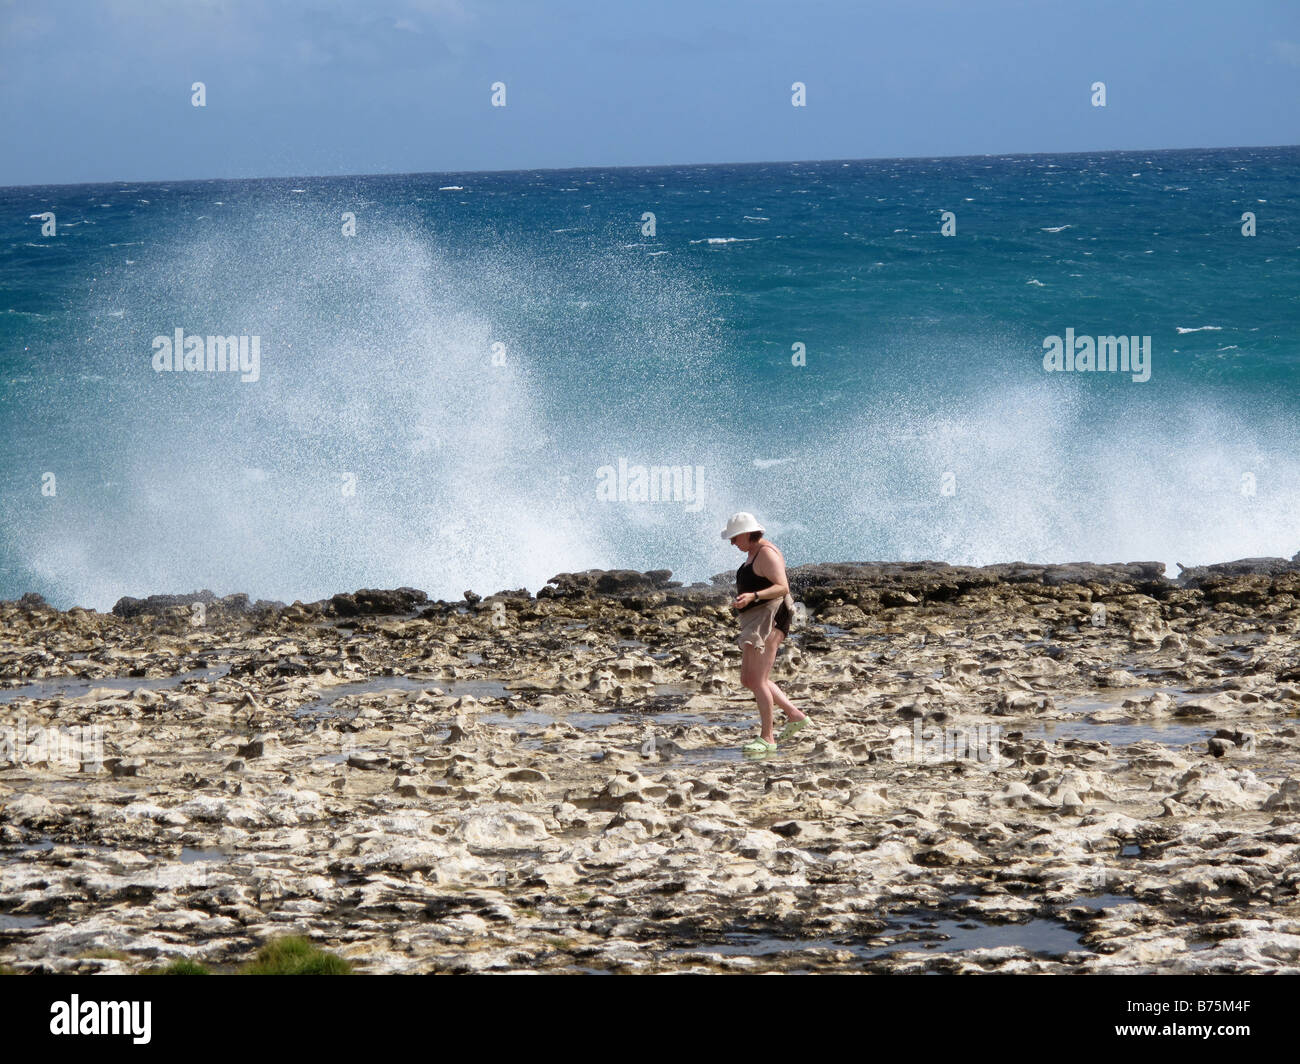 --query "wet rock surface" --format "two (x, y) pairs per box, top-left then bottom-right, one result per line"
(3, 561), (1300, 974)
